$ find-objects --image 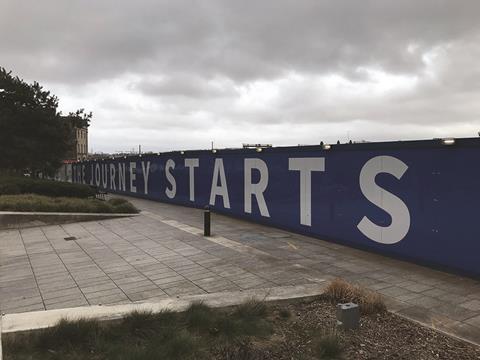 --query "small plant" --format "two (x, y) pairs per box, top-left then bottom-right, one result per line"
(155, 330), (200, 360)
(213, 316), (242, 340)
(229, 299), (272, 339)
(122, 310), (156, 333)
(184, 301), (215, 332)
(313, 330), (343, 359)
(35, 318), (101, 351)
(232, 299), (268, 320)
(216, 340), (262, 360)
(122, 309), (179, 339)
(279, 308), (291, 319)
(324, 278), (386, 314)
(361, 291), (386, 315)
